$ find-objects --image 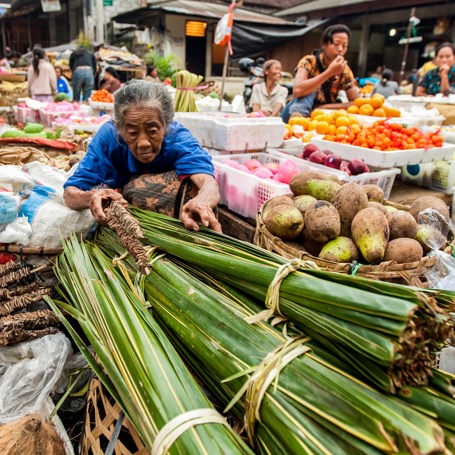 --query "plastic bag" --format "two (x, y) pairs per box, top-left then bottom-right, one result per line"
(421, 208), (455, 289)
(0, 216), (32, 244)
(0, 333), (72, 423)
